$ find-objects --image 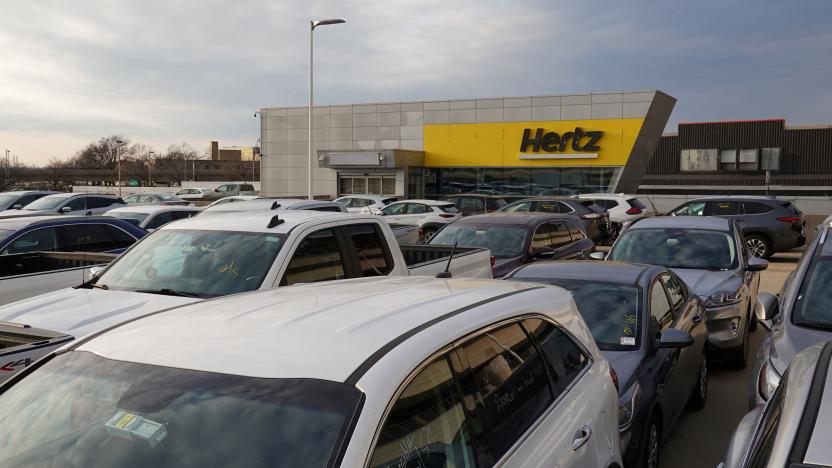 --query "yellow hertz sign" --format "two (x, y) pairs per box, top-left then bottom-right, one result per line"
(423, 118), (645, 167)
